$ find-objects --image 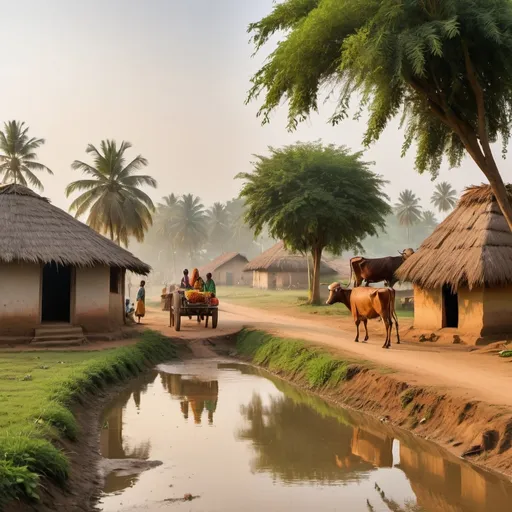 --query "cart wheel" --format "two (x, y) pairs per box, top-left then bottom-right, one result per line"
(172, 292), (181, 332)
(211, 309), (218, 329)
